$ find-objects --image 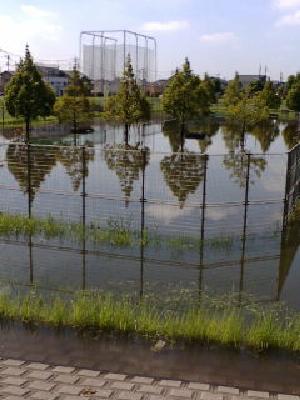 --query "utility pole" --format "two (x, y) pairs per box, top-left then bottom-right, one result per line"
(6, 54), (10, 72)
